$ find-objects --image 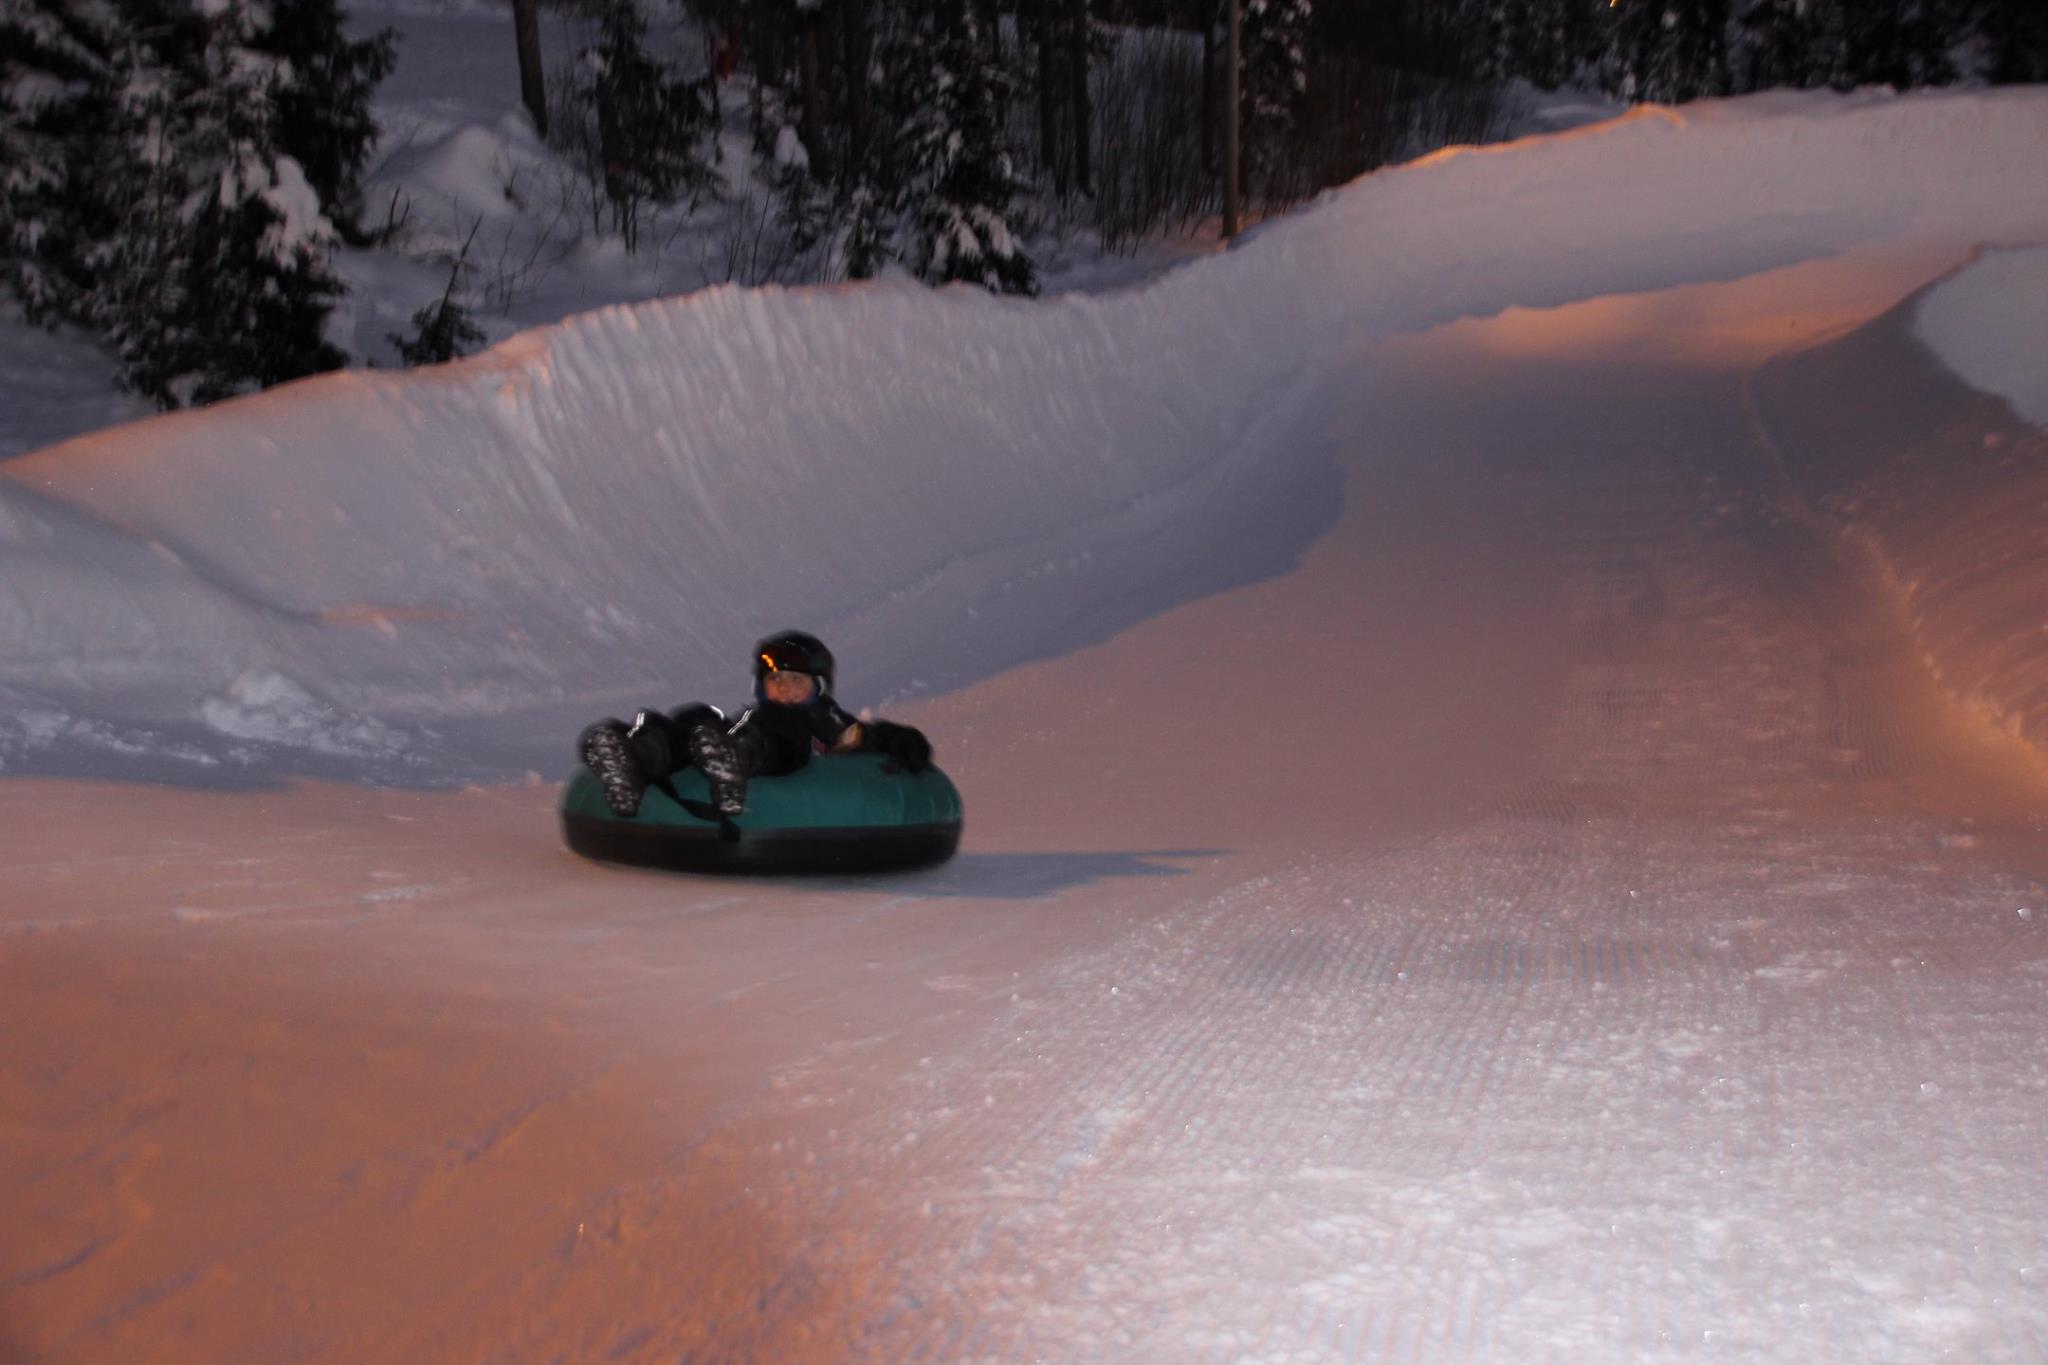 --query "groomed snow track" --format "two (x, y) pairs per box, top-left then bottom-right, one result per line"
(4, 94), (2048, 1364)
